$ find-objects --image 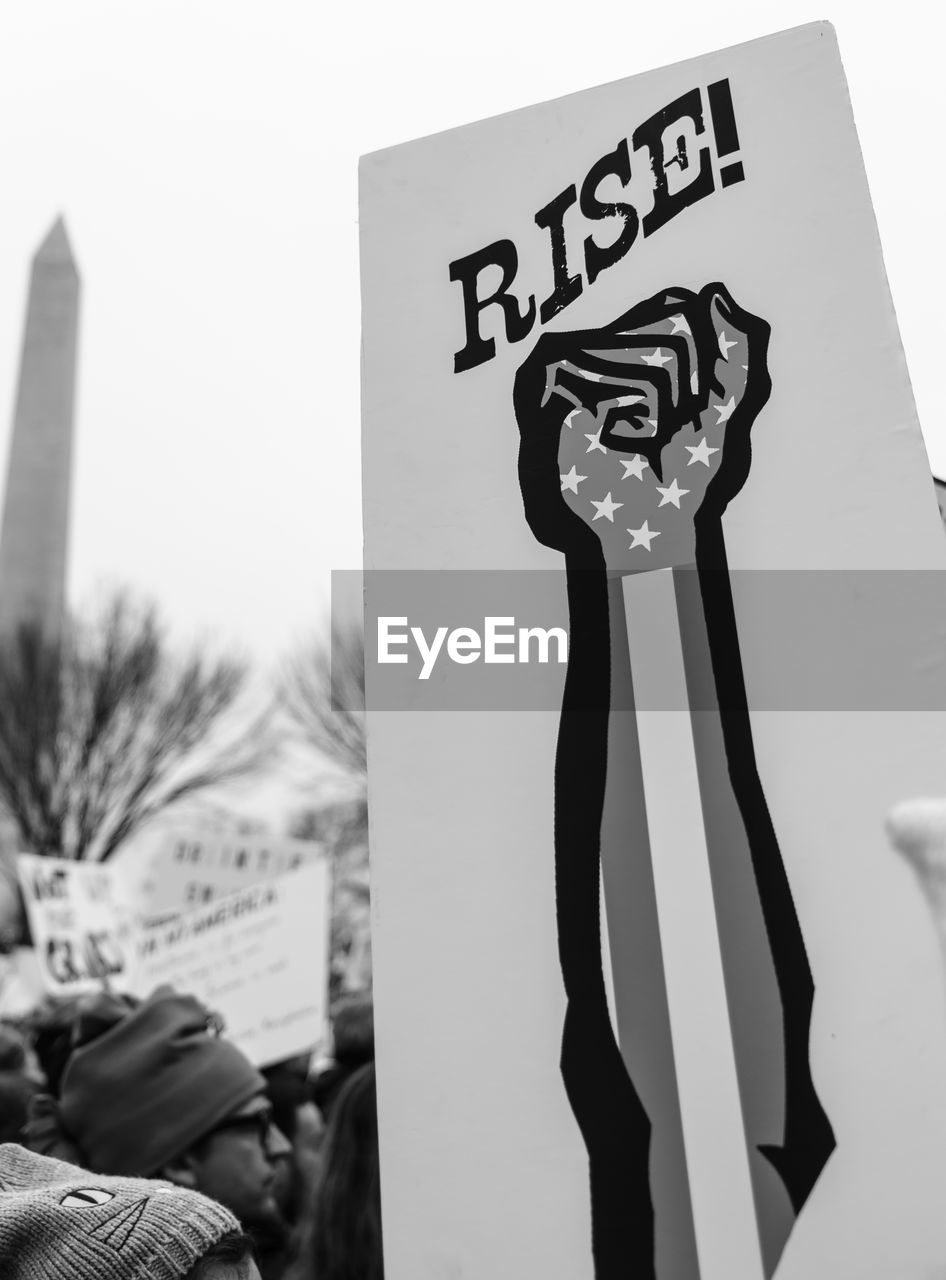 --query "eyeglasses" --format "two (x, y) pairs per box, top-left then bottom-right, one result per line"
(204, 1110), (274, 1146)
